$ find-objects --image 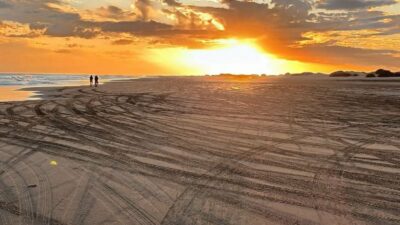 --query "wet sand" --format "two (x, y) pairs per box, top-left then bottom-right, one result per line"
(0, 76), (399, 225)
